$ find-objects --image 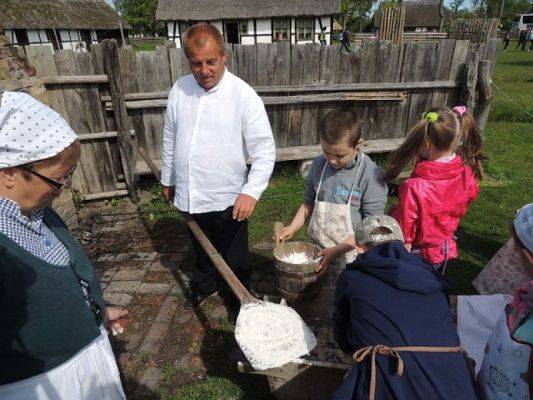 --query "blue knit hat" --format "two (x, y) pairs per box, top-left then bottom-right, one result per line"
(514, 204), (533, 253)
